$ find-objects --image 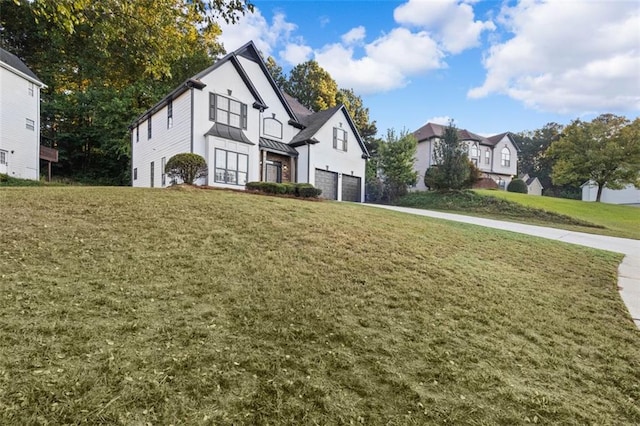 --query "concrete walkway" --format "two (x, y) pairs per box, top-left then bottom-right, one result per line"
(364, 204), (640, 329)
